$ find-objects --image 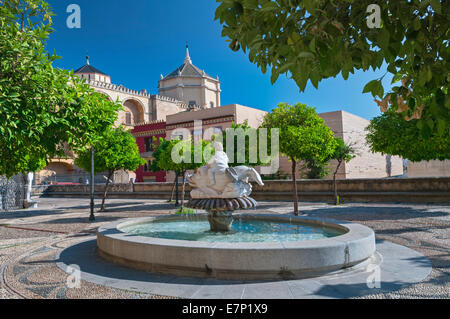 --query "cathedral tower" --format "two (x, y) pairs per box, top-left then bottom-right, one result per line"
(158, 45), (221, 109)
